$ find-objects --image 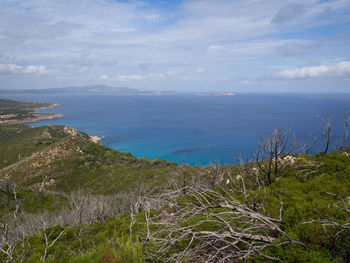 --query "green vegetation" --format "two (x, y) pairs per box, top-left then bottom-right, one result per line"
(0, 98), (61, 124)
(2, 149), (349, 262)
(0, 99), (51, 116)
(0, 99), (349, 262)
(0, 124), (179, 194)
